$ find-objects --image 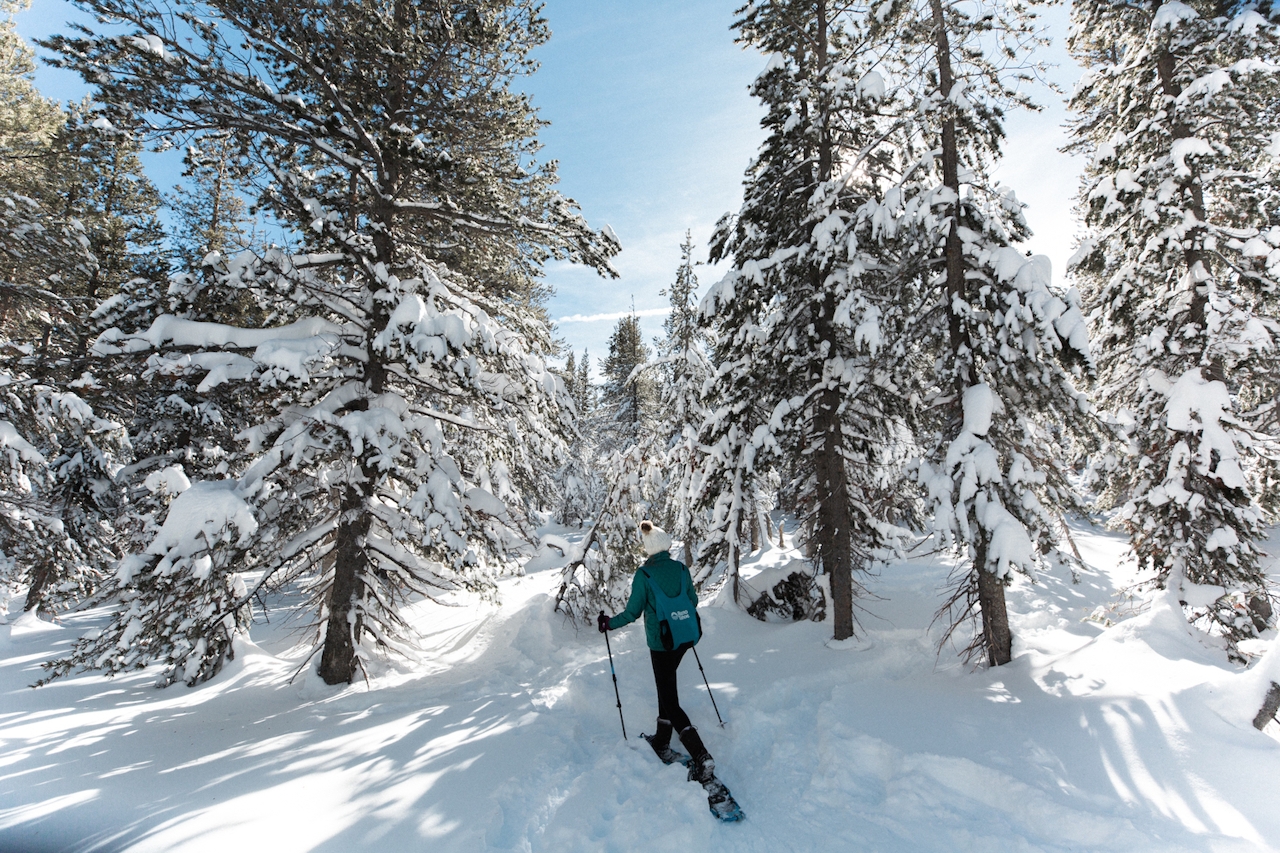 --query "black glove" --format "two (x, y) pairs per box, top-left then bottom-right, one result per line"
(597, 612), (610, 634)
